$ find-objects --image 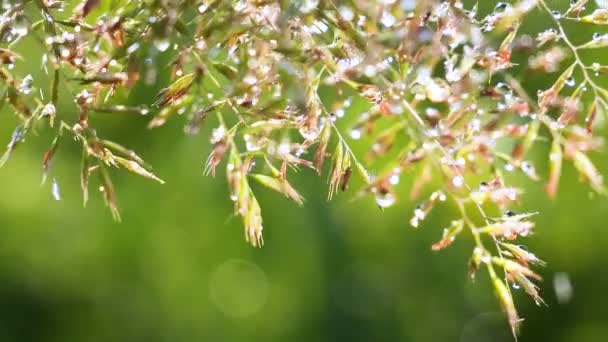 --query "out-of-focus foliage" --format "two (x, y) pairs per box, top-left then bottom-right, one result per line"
(1, 0), (608, 340)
